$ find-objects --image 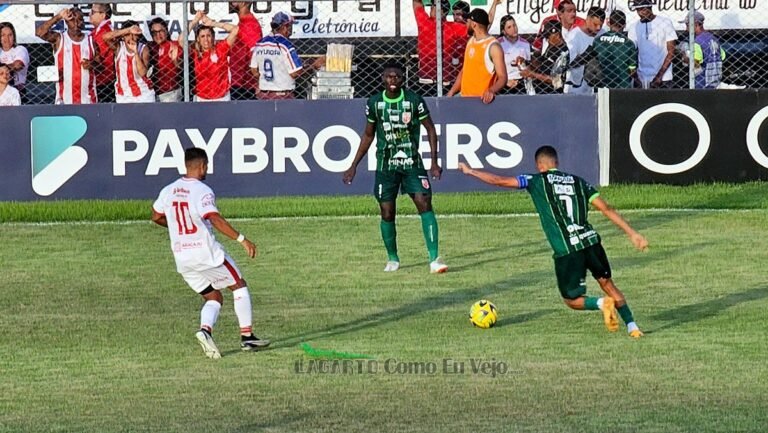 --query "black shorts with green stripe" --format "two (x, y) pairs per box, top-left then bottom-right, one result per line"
(553, 243), (612, 300)
(373, 168), (432, 203)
